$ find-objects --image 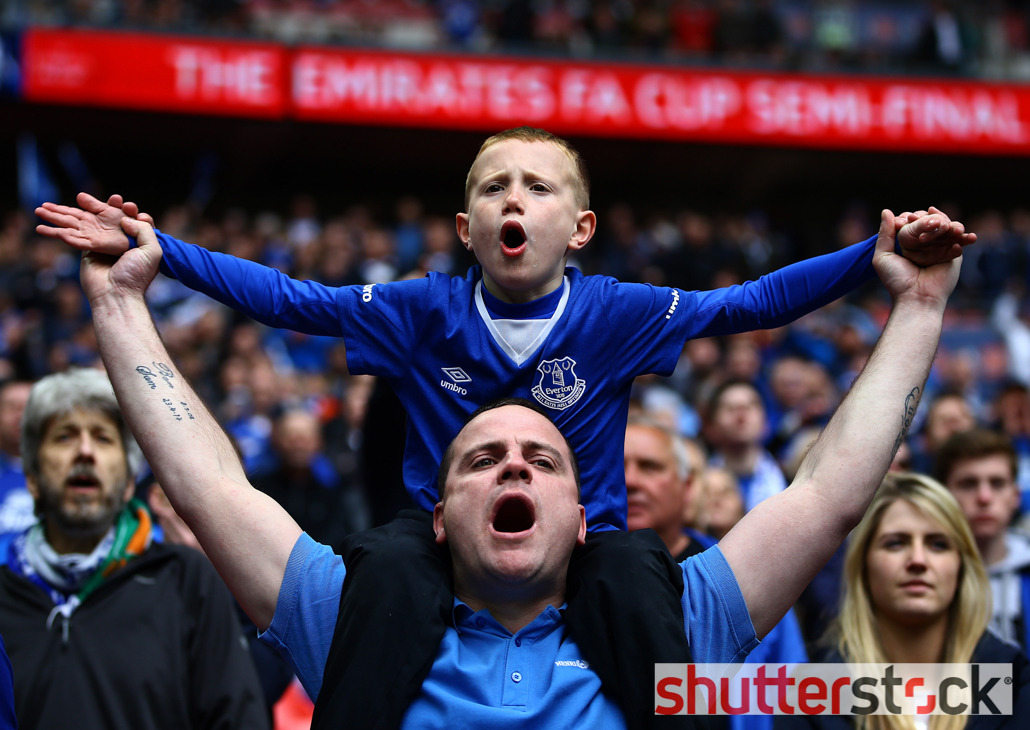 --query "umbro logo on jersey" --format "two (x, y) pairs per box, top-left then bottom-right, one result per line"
(554, 660), (590, 669)
(532, 357), (586, 411)
(440, 367), (471, 396)
(441, 367), (471, 384)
